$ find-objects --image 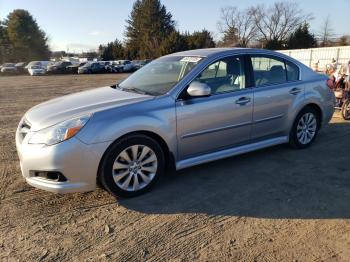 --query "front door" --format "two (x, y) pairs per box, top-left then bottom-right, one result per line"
(176, 56), (253, 160)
